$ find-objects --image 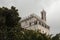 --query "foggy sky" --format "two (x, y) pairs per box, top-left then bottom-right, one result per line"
(0, 0), (60, 35)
